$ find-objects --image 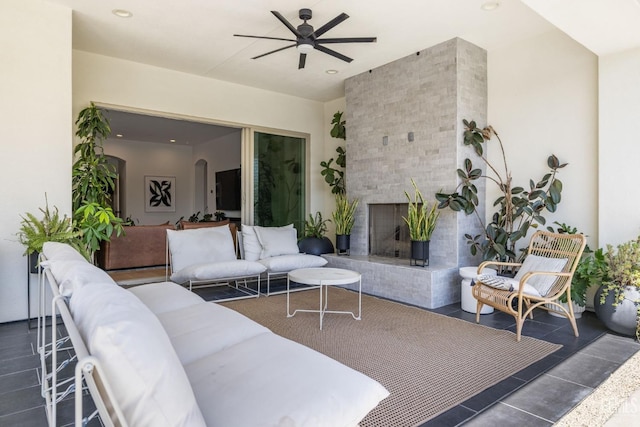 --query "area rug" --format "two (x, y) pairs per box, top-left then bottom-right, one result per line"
(222, 288), (561, 427)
